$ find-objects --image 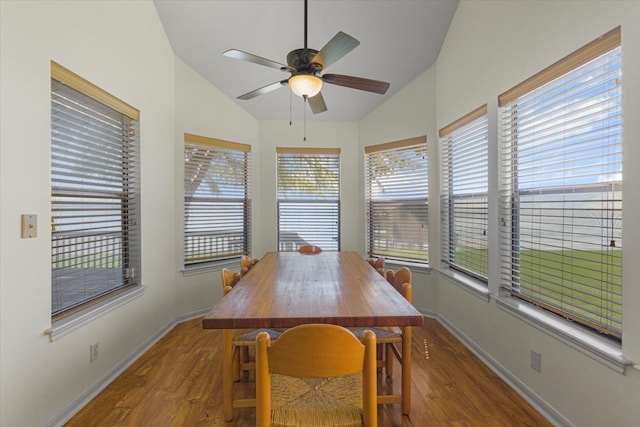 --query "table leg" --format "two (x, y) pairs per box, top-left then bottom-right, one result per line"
(223, 329), (234, 421)
(401, 326), (412, 415)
